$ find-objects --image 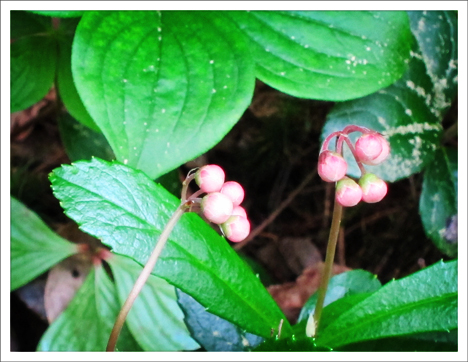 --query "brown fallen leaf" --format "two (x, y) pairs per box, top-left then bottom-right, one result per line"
(44, 253), (92, 323)
(268, 262), (351, 323)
